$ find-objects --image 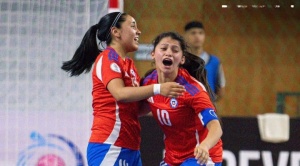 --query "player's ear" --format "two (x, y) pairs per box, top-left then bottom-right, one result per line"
(151, 51), (155, 60)
(111, 27), (121, 38)
(180, 55), (185, 65)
